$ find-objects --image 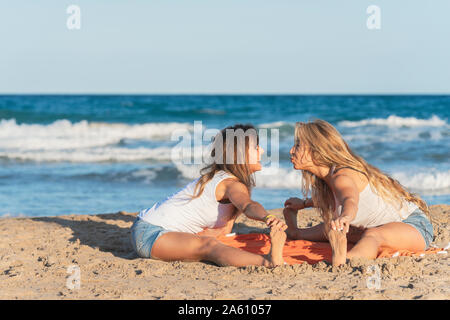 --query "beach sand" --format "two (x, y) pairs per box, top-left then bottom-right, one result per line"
(0, 205), (448, 300)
